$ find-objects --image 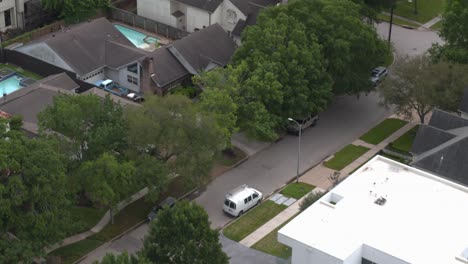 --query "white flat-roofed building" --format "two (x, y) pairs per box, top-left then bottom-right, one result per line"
(278, 155), (468, 264)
